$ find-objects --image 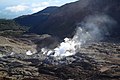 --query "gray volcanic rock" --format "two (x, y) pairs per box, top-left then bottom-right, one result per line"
(0, 41), (119, 80)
